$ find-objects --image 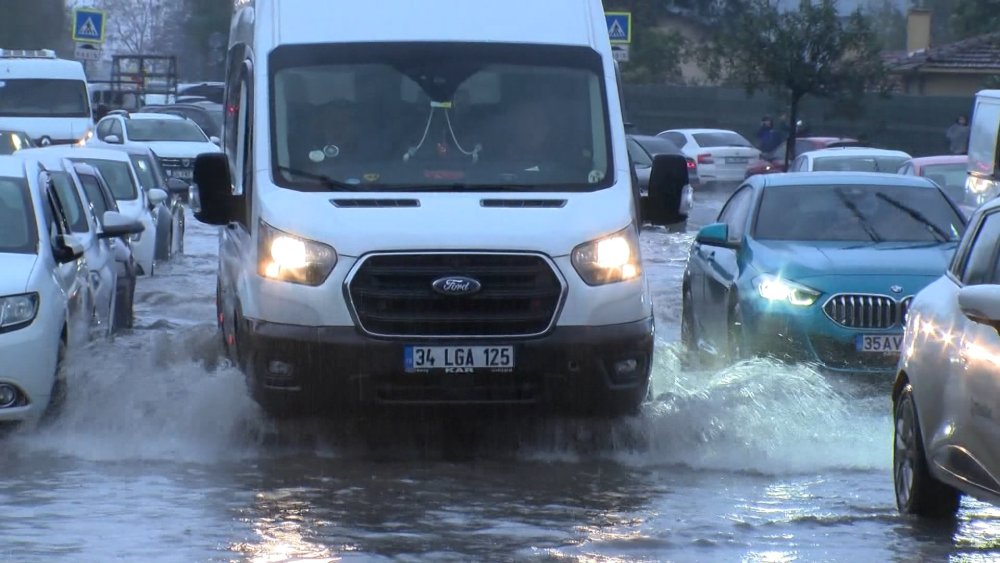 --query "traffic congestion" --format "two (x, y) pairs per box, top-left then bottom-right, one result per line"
(4, 0), (1000, 559)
